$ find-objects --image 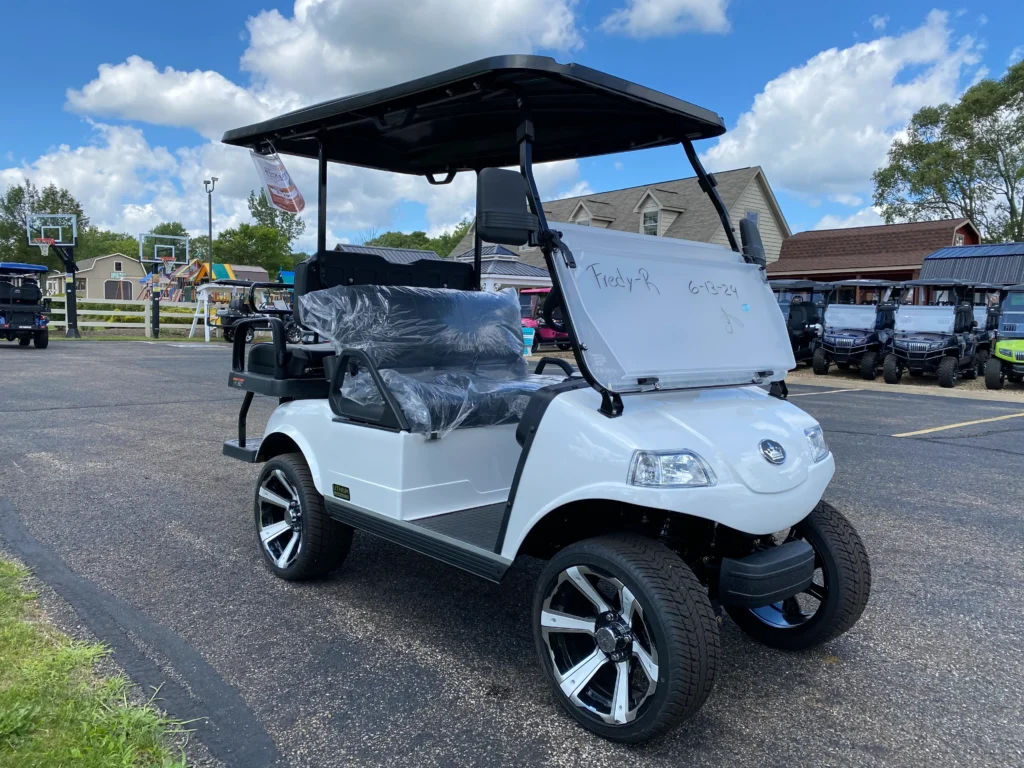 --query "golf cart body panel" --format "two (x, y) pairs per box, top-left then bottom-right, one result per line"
(552, 224), (795, 393)
(501, 385), (833, 558)
(0, 262), (50, 343)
